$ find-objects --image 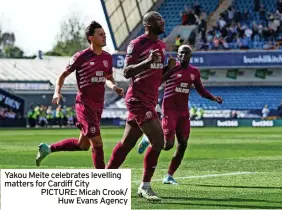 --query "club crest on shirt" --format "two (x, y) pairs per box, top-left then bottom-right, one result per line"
(163, 129), (169, 134)
(90, 62), (95, 65)
(145, 111), (152, 119)
(103, 60), (108, 67)
(89, 127), (96, 134)
(127, 44), (134, 55)
(177, 74), (182, 78)
(190, 74), (195, 81)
